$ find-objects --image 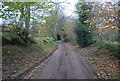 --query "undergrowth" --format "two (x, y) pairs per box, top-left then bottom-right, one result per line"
(91, 40), (120, 57)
